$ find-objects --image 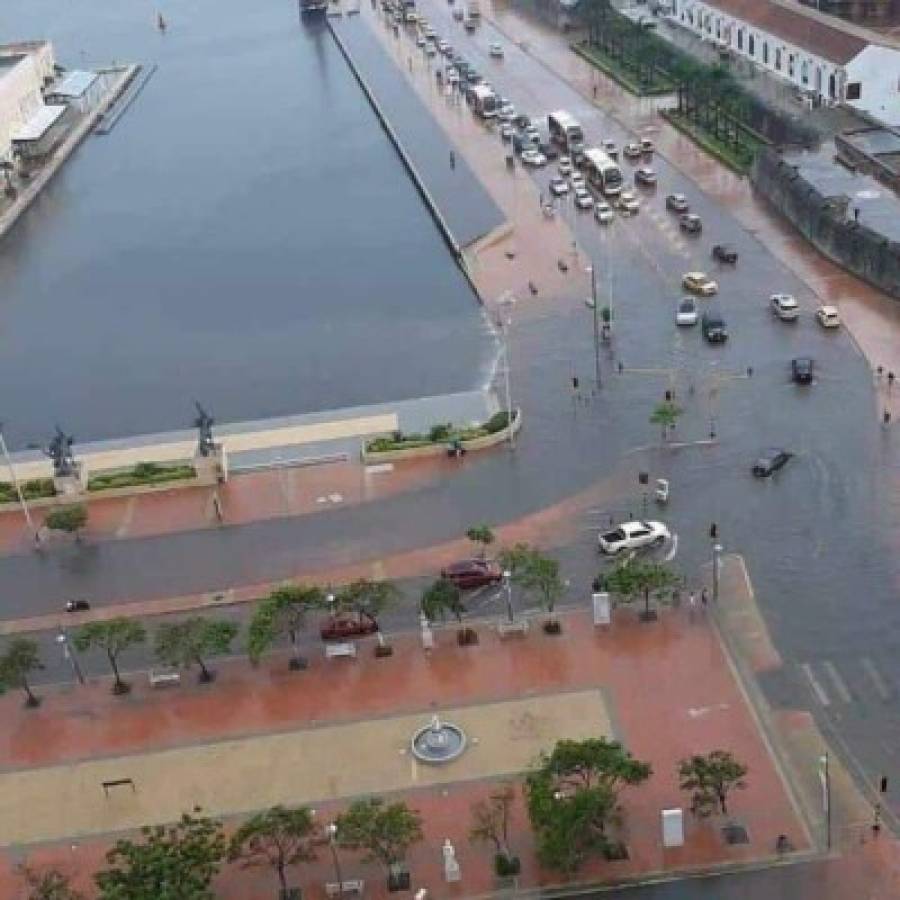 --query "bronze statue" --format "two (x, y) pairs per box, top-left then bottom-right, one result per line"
(194, 402), (215, 457)
(44, 426), (76, 478)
